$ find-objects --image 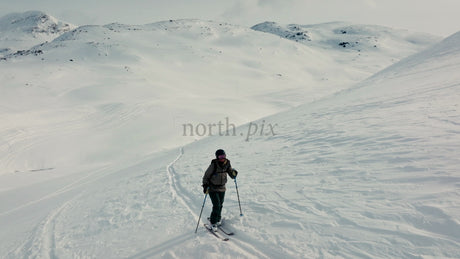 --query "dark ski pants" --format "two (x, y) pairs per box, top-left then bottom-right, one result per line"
(209, 191), (225, 224)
